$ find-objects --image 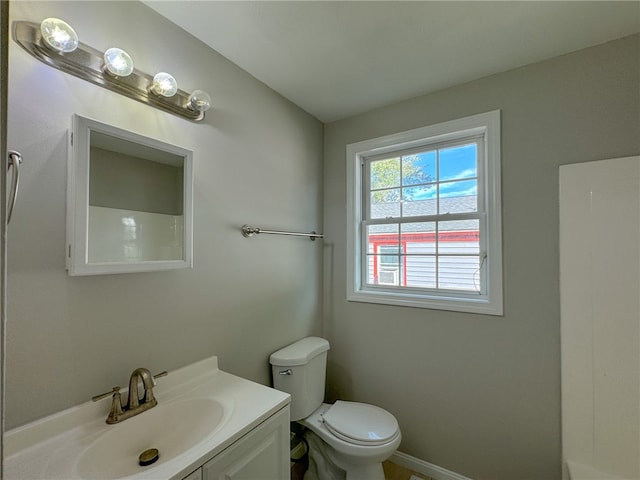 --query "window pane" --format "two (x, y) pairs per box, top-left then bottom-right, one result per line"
(438, 180), (477, 213)
(366, 225), (399, 286)
(437, 255), (480, 291)
(402, 223), (438, 288)
(439, 143), (477, 181)
(366, 223), (398, 241)
(370, 190), (400, 218)
(402, 185), (435, 201)
(370, 157), (400, 190)
(401, 222), (436, 254)
(405, 255), (436, 288)
(438, 220), (479, 254)
(402, 152), (436, 186)
(402, 188), (437, 217)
